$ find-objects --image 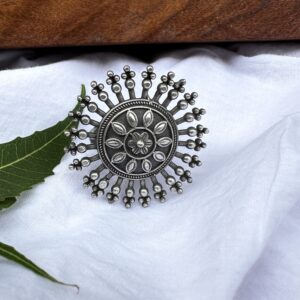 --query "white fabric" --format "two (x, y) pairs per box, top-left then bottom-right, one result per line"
(0, 45), (300, 300)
